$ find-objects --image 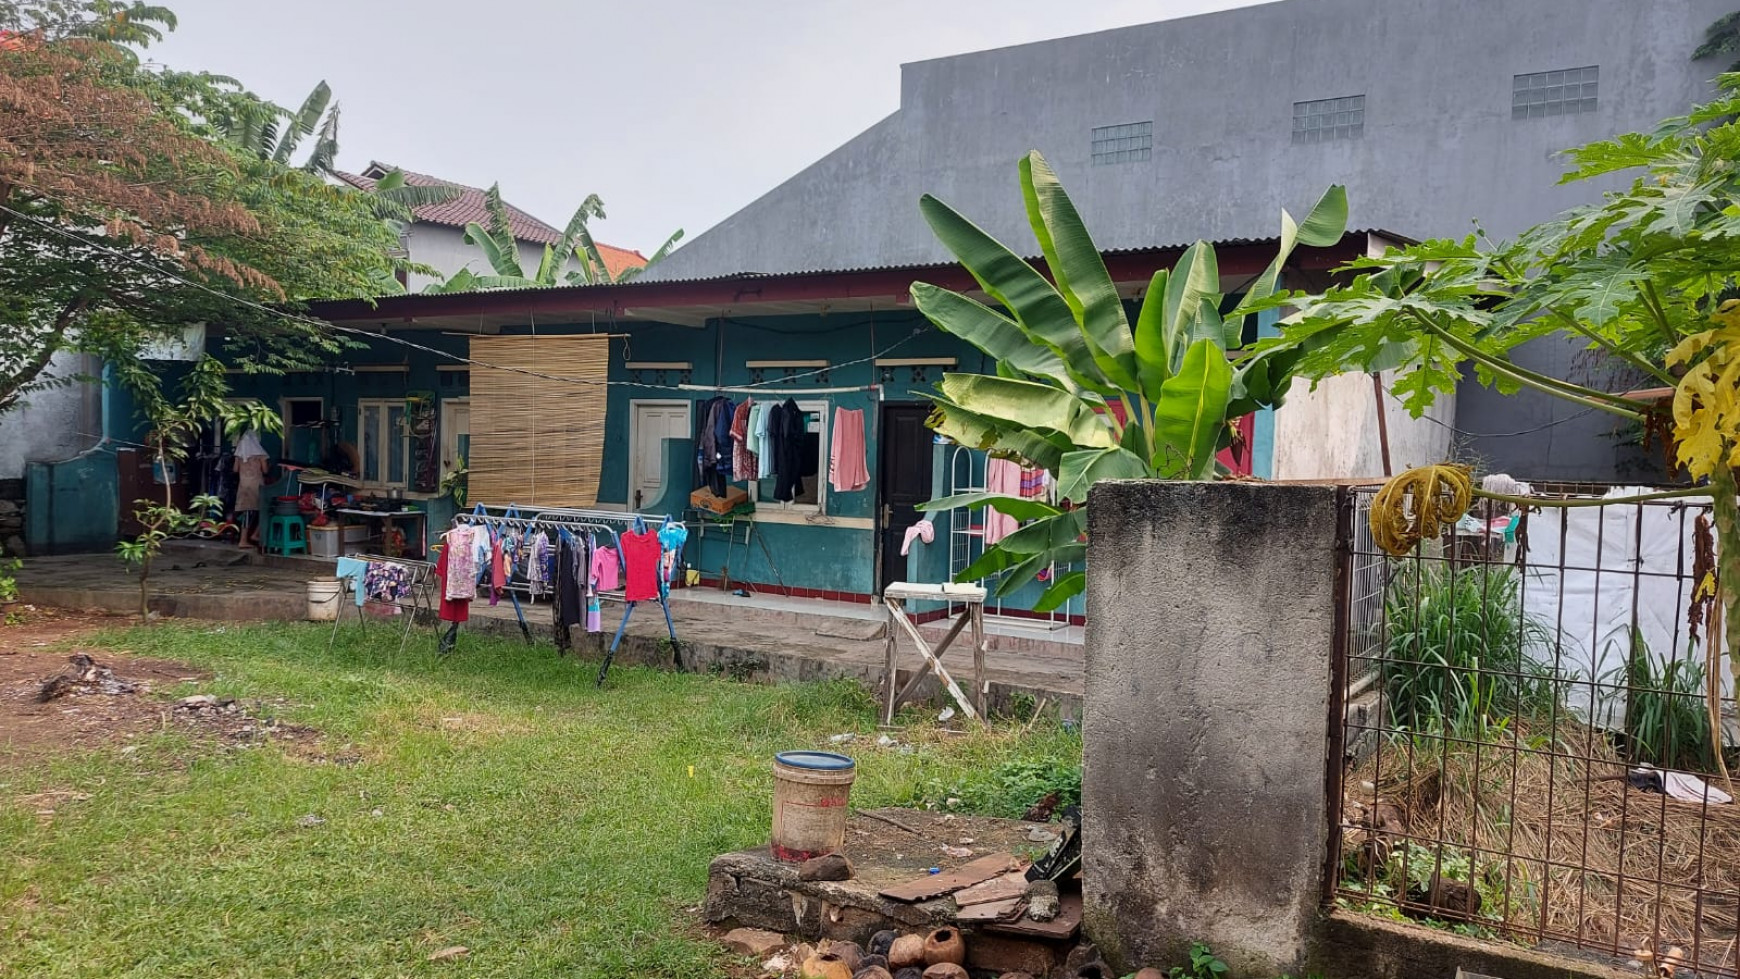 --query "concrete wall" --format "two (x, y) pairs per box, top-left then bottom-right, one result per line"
(0, 351), (101, 480)
(1272, 371), (1456, 481)
(401, 223), (600, 292)
(650, 0), (1730, 481)
(1082, 481), (1340, 976)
